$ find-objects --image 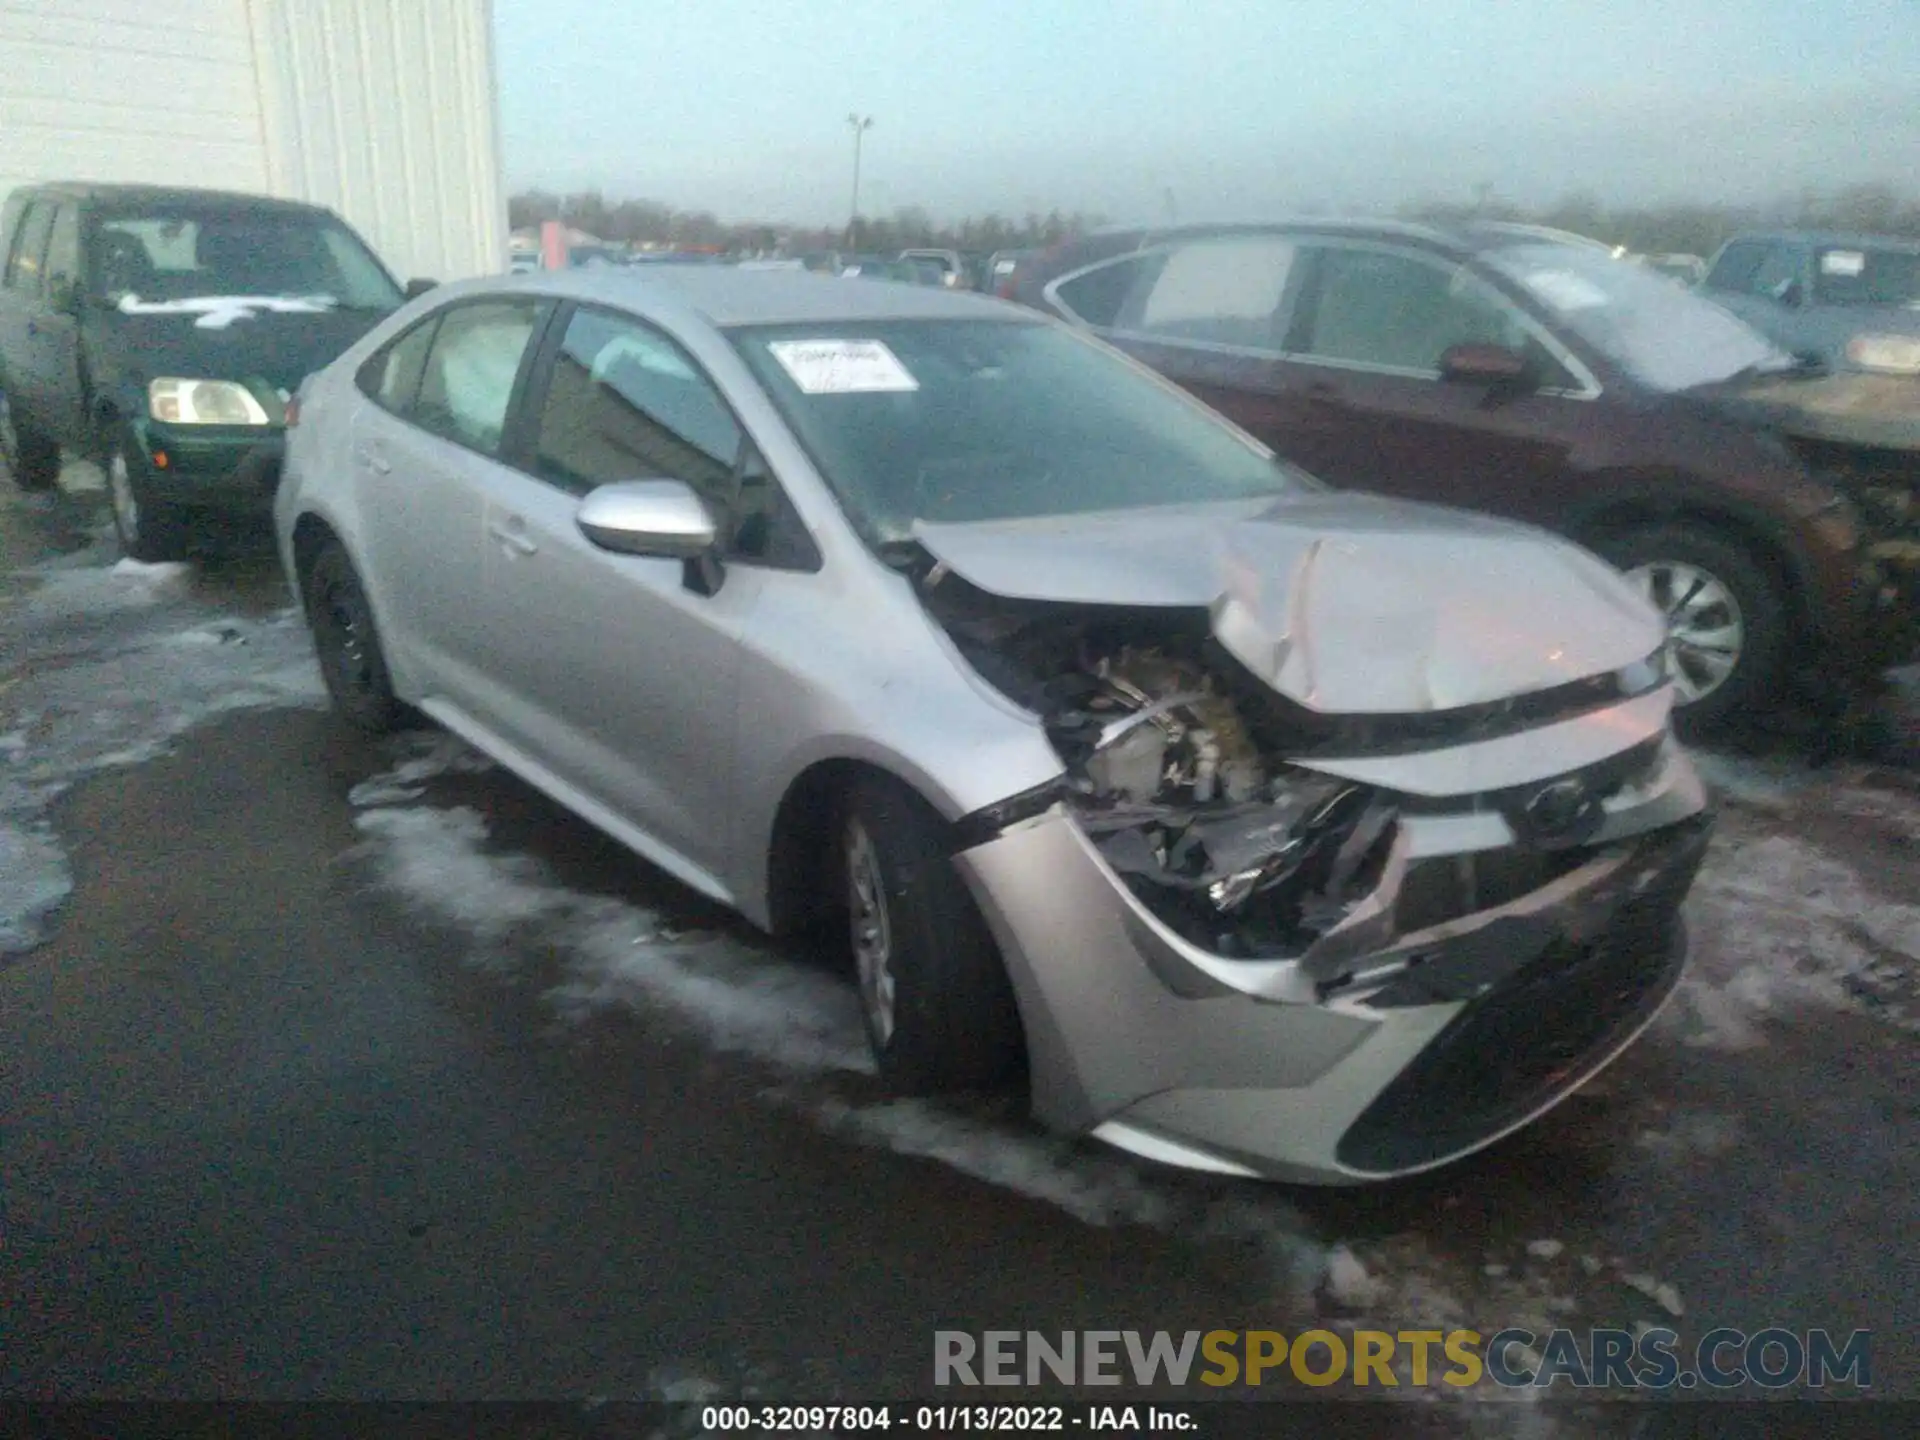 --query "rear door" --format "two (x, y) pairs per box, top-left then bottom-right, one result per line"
(30, 203), (87, 446)
(469, 303), (775, 879)
(348, 295), (551, 711)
